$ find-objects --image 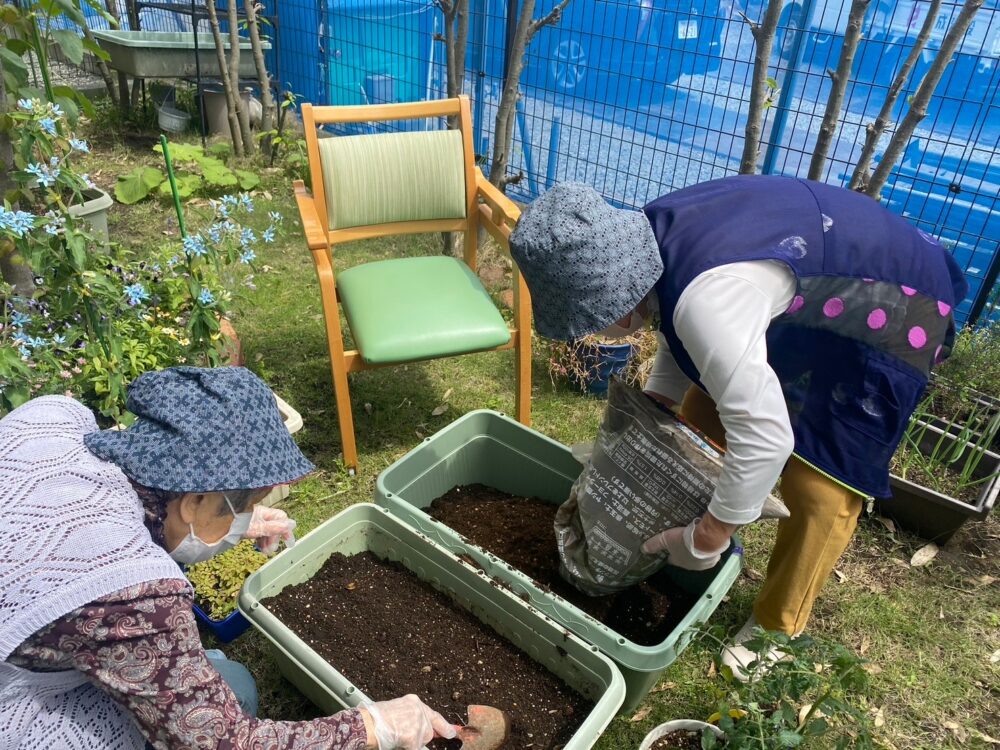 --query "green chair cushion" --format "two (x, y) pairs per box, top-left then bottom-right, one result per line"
(337, 256), (511, 364)
(319, 130), (467, 230)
